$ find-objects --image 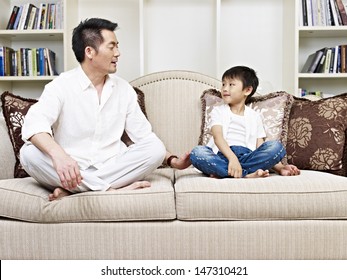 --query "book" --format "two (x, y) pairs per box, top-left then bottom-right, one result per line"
(6, 6), (19, 30)
(13, 6), (23, 30)
(0, 47), (4, 76)
(24, 4), (37, 30)
(17, 3), (30, 30)
(302, 0), (308, 25)
(306, 0), (313, 25)
(336, 0), (347, 24)
(324, 48), (332, 72)
(27, 6), (38, 30)
(329, 0), (341, 25)
(341, 45), (346, 73)
(39, 3), (48, 29)
(301, 49), (325, 72)
(316, 47), (328, 72)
